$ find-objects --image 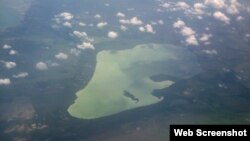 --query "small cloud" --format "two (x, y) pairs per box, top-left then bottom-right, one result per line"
(161, 2), (171, 8)
(47, 61), (60, 67)
(94, 14), (101, 19)
(36, 62), (48, 70)
(176, 2), (190, 10)
(3, 44), (12, 49)
(0, 78), (11, 85)
(181, 27), (196, 37)
(226, 0), (241, 15)
(158, 19), (164, 25)
(120, 25), (128, 31)
(127, 8), (135, 11)
(120, 17), (143, 25)
(236, 16), (244, 21)
(173, 19), (186, 28)
(213, 11), (230, 24)
(97, 22), (108, 28)
(116, 12), (125, 18)
(202, 49), (218, 55)
(107, 31), (118, 39)
(173, 19), (199, 46)
(205, 0), (242, 15)
(130, 17), (143, 25)
(245, 33), (250, 38)
(119, 19), (130, 24)
(199, 34), (212, 42)
(194, 3), (206, 14)
(186, 35), (199, 46)
(73, 31), (87, 38)
(77, 42), (95, 50)
(63, 22), (72, 27)
(79, 22), (86, 27)
(59, 12), (74, 20)
(4, 61), (16, 69)
(205, 0), (225, 9)
(139, 26), (145, 32)
(12, 72), (29, 78)
(194, 3), (206, 9)
(55, 52), (68, 60)
(70, 48), (81, 56)
(145, 24), (155, 34)
(9, 50), (18, 55)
